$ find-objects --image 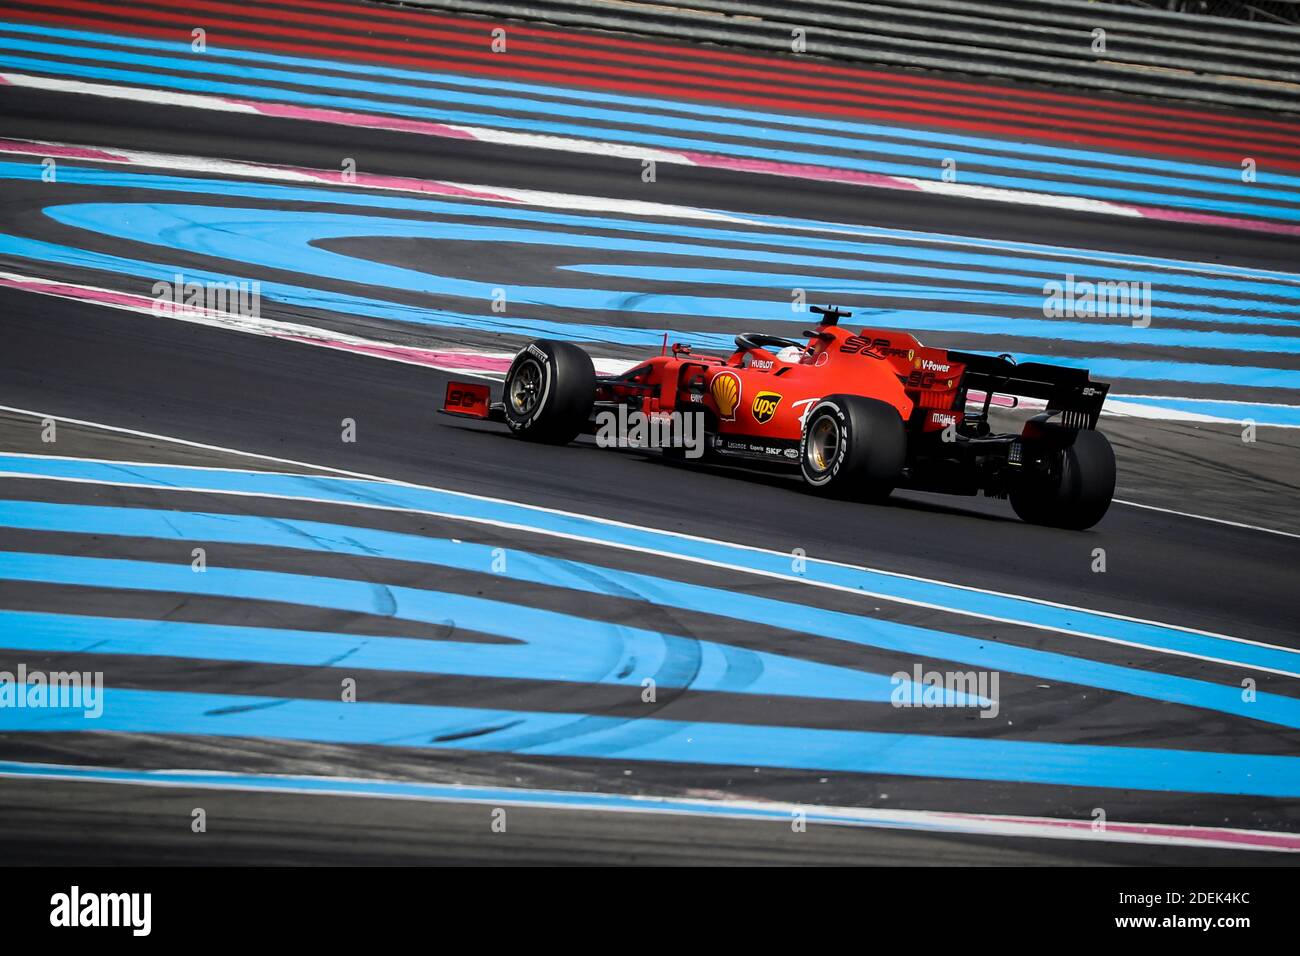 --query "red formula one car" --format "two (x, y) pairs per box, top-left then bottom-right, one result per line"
(442, 306), (1116, 529)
